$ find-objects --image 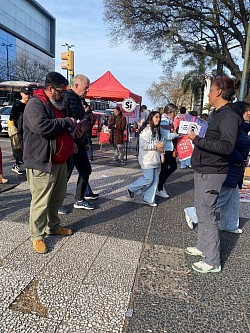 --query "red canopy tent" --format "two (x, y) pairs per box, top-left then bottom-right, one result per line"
(86, 71), (142, 103)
